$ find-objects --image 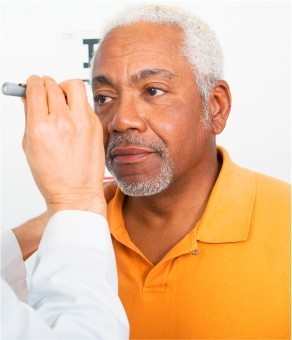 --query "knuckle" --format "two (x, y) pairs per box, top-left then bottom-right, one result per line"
(67, 79), (86, 92)
(46, 83), (63, 96)
(56, 117), (75, 134)
(76, 120), (86, 129)
(27, 122), (47, 140)
(35, 121), (49, 136)
(26, 75), (41, 83)
(29, 119), (75, 140)
(27, 84), (46, 98)
(22, 136), (27, 151)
